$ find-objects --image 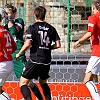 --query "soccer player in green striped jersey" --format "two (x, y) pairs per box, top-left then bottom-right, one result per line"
(4, 4), (26, 78)
(4, 4), (44, 100)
